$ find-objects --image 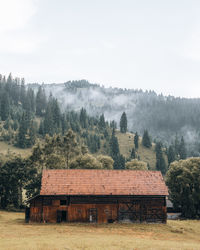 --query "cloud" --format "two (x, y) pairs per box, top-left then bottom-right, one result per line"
(0, 0), (44, 54)
(0, 0), (37, 32)
(0, 33), (44, 54)
(181, 30), (200, 61)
